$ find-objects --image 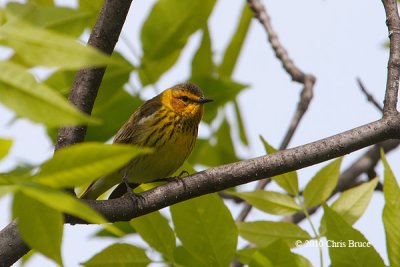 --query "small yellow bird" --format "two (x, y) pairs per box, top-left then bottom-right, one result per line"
(81, 82), (212, 199)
